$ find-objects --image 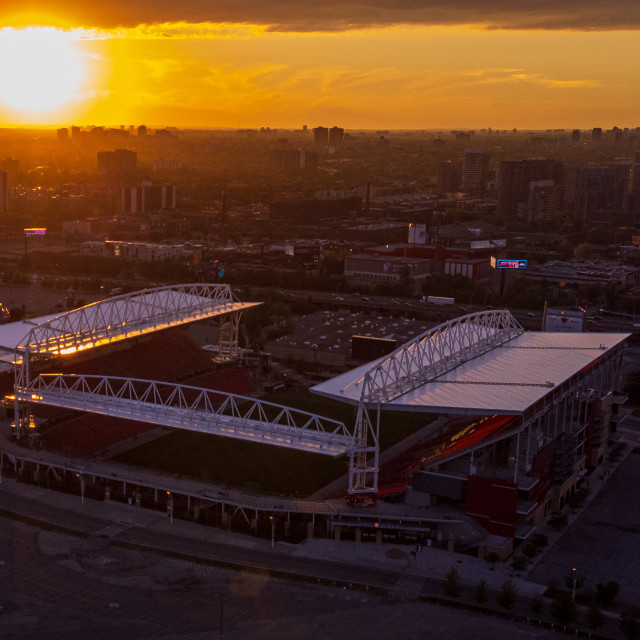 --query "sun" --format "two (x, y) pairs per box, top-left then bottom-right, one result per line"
(0, 27), (86, 114)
